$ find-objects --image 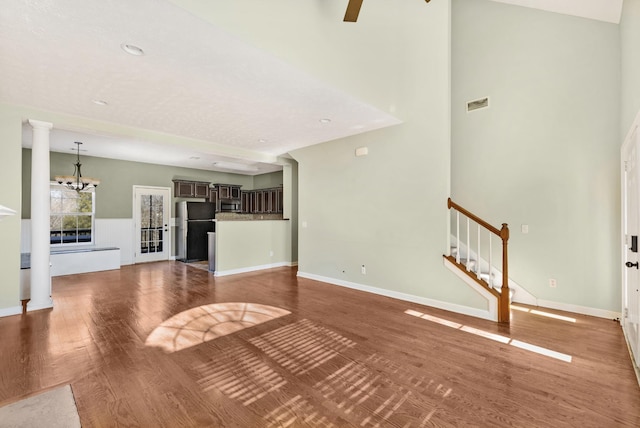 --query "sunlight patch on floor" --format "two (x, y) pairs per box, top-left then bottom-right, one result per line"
(511, 305), (577, 323)
(405, 309), (572, 363)
(145, 302), (290, 352)
(249, 319), (356, 375)
(194, 343), (288, 406)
